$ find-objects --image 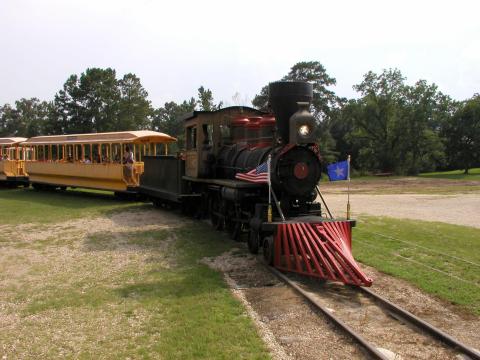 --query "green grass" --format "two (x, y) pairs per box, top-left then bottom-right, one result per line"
(419, 168), (480, 180)
(0, 187), (145, 224)
(0, 220), (269, 359)
(320, 175), (405, 183)
(353, 216), (480, 315)
(114, 227), (268, 360)
(350, 184), (480, 195)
